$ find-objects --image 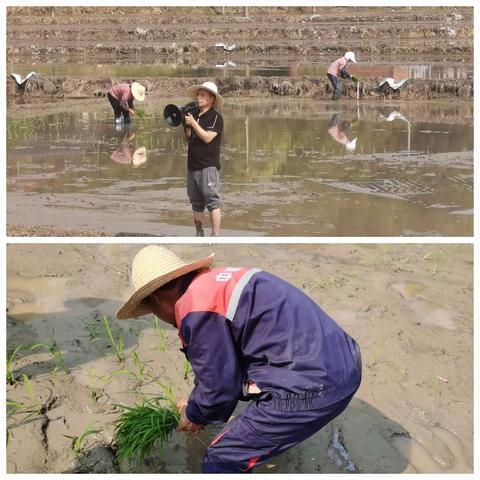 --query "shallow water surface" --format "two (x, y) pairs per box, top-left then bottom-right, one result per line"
(9, 61), (472, 80)
(7, 99), (473, 236)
